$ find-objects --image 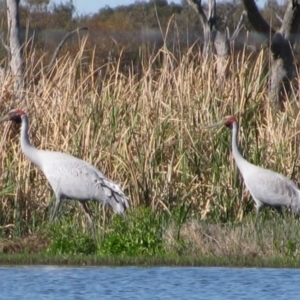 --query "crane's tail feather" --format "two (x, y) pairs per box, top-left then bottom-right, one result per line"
(110, 193), (130, 215)
(101, 180), (129, 215)
(93, 170), (129, 215)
